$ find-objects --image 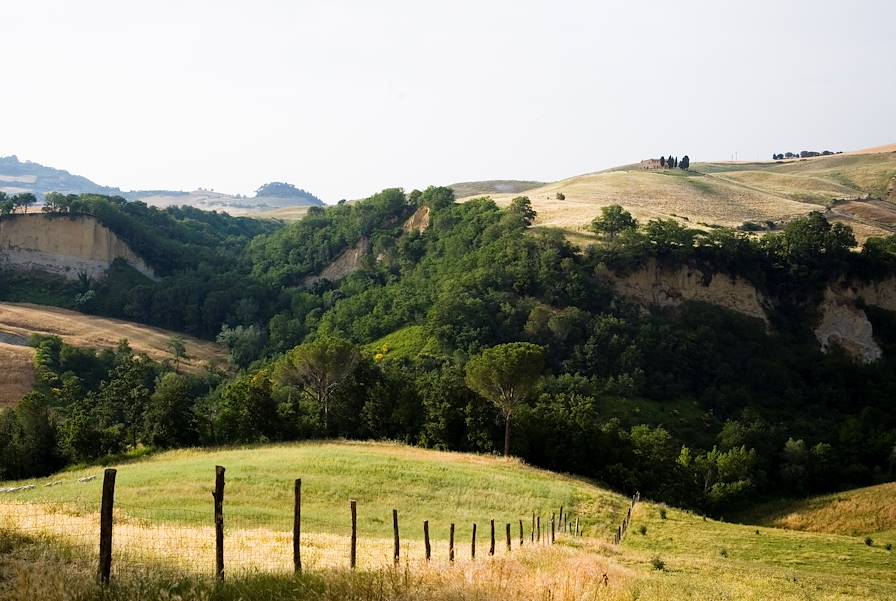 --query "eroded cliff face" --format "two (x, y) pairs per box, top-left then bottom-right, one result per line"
(608, 258), (771, 326)
(607, 259), (896, 363)
(815, 286), (882, 362)
(0, 214), (155, 281)
(303, 238), (371, 286)
(403, 205), (431, 234)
